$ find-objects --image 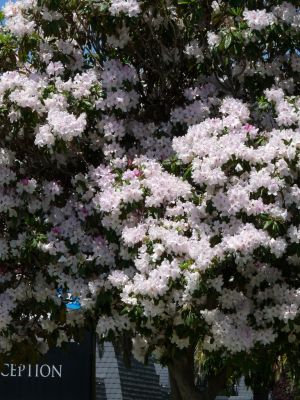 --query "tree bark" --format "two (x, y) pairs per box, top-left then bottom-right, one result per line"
(253, 389), (269, 400)
(168, 351), (201, 400)
(168, 346), (228, 400)
(204, 368), (228, 400)
(168, 367), (184, 400)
